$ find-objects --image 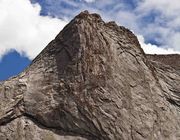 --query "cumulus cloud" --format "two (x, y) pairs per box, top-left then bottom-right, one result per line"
(1, 0), (180, 59)
(137, 35), (180, 54)
(38, 0), (180, 54)
(84, 0), (95, 3)
(0, 0), (67, 59)
(136, 0), (180, 52)
(137, 0), (180, 17)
